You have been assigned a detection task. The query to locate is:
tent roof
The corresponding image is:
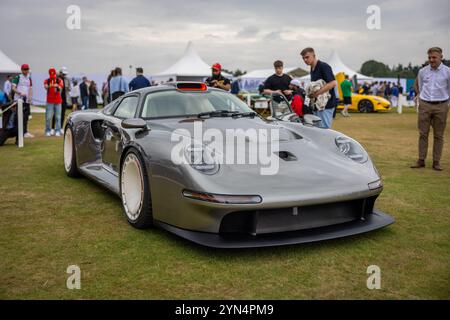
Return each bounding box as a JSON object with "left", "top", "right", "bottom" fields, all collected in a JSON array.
[
  {"left": 326, "top": 51, "right": 372, "bottom": 80},
  {"left": 299, "top": 51, "right": 372, "bottom": 80},
  {"left": 155, "top": 41, "right": 231, "bottom": 78},
  {"left": 0, "top": 49, "right": 20, "bottom": 73}
]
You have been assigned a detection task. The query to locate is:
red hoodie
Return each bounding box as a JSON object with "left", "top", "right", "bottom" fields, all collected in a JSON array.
[
  {"left": 291, "top": 94, "right": 304, "bottom": 117},
  {"left": 44, "top": 68, "right": 63, "bottom": 104}
]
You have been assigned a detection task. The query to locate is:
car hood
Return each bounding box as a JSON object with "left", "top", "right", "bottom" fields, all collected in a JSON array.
[
  {"left": 145, "top": 117, "right": 381, "bottom": 205},
  {"left": 148, "top": 117, "right": 302, "bottom": 142}
]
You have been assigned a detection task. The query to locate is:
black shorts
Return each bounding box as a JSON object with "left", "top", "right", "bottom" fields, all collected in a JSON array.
[
  {"left": 343, "top": 96, "right": 352, "bottom": 105},
  {"left": 71, "top": 97, "right": 78, "bottom": 105}
]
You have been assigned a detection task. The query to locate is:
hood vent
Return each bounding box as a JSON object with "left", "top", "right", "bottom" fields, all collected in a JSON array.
[{"left": 275, "top": 151, "right": 297, "bottom": 161}]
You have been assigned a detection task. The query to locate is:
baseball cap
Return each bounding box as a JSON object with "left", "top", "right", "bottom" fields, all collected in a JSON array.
[
  {"left": 212, "top": 63, "right": 222, "bottom": 71},
  {"left": 290, "top": 79, "right": 301, "bottom": 87},
  {"left": 60, "top": 66, "right": 68, "bottom": 75},
  {"left": 21, "top": 64, "right": 30, "bottom": 70}
]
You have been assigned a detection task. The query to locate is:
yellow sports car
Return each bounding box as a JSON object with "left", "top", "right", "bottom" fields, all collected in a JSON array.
[
  {"left": 336, "top": 73, "right": 391, "bottom": 113},
  {"left": 336, "top": 93, "right": 391, "bottom": 113}
]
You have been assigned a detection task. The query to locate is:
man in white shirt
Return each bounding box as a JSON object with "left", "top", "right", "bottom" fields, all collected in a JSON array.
[
  {"left": 411, "top": 47, "right": 450, "bottom": 171},
  {"left": 11, "top": 64, "right": 34, "bottom": 138}
]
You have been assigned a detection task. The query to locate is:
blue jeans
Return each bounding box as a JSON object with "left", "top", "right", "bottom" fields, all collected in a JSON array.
[
  {"left": 46, "top": 103, "right": 61, "bottom": 133},
  {"left": 81, "top": 96, "right": 89, "bottom": 110},
  {"left": 314, "top": 108, "right": 335, "bottom": 129}
]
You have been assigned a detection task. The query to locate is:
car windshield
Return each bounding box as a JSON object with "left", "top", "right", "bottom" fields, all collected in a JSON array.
[{"left": 141, "top": 89, "right": 254, "bottom": 119}]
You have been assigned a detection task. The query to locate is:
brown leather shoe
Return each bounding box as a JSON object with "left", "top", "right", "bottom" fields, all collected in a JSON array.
[
  {"left": 432, "top": 161, "right": 443, "bottom": 171},
  {"left": 410, "top": 159, "right": 425, "bottom": 168}
]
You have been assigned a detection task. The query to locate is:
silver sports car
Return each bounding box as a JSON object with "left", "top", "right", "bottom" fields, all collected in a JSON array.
[{"left": 63, "top": 82, "right": 394, "bottom": 248}]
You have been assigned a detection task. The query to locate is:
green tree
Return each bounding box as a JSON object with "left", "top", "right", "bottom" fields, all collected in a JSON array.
[{"left": 360, "top": 60, "right": 392, "bottom": 77}]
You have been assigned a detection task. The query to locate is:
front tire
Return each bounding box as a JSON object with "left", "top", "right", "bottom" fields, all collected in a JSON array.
[
  {"left": 63, "top": 125, "right": 81, "bottom": 177},
  {"left": 120, "top": 149, "right": 153, "bottom": 229},
  {"left": 358, "top": 100, "right": 374, "bottom": 113}
]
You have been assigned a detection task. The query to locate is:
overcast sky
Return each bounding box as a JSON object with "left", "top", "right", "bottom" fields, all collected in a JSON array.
[{"left": 1, "top": 0, "right": 449, "bottom": 75}]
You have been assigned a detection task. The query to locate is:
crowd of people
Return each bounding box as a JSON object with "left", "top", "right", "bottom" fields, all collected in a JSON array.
[
  {"left": 0, "top": 65, "right": 153, "bottom": 141},
  {"left": 0, "top": 46, "right": 448, "bottom": 172},
  {"left": 359, "top": 80, "right": 405, "bottom": 107}
]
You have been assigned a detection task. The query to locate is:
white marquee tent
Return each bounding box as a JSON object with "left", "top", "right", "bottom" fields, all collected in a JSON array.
[
  {"left": 0, "top": 49, "right": 20, "bottom": 74},
  {"left": 0, "top": 49, "right": 21, "bottom": 90},
  {"left": 152, "top": 41, "right": 231, "bottom": 83}
]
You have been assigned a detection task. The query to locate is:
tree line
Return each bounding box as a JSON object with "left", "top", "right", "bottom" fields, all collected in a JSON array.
[{"left": 359, "top": 59, "right": 450, "bottom": 78}]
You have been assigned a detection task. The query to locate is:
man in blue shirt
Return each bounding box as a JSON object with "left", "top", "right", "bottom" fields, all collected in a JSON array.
[
  {"left": 0, "top": 90, "right": 7, "bottom": 105},
  {"left": 300, "top": 47, "right": 337, "bottom": 129},
  {"left": 129, "top": 67, "right": 151, "bottom": 92},
  {"left": 391, "top": 84, "right": 399, "bottom": 107}
]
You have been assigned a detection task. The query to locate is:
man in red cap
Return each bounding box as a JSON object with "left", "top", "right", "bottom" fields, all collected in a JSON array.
[
  {"left": 11, "top": 64, "right": 34, "bottom": 138},
  {"left": 205, "top": 63, "right": 231, "bottom": 91}
]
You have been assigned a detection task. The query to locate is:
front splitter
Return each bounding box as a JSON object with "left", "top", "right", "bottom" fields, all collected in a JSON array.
[{"left": 154, "top": 209, "right": 395, "bottom": 249}]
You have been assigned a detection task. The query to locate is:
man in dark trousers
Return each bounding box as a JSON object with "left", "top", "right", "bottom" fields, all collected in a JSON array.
[
  {"left": 129, "top": 67, "right": 151, "bottom": 91},
  {"left": 263, "top": 60, "right": 293, "bottom": 99},
  {"left": 79, "top": 76, "right": 89, "bottom": 110},
  {"left": 300, "top": 47, "right": 337, "bottom": 129},
  {"left": 411, "top": 47, "right": 450, "bottom": 171}
]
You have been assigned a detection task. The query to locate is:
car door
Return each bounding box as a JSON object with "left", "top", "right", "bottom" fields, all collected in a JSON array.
[
  {"left": 101, "top": 94, "right": 140, "bottom": 173},
  {"left": 269, "top": 93, "right": 296, "bottom": 120}
]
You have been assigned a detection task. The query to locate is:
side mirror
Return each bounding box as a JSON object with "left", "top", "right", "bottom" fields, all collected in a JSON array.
[
  {"left": 303, "top": 114, "right": 322, "bottom": 127},
  {"left": 121, "top": 118, "right": 149, "bottom": 130}
]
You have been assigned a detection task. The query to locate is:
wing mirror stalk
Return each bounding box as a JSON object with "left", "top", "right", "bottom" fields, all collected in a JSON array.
[
  {"left": 121, "top": 118, "right": 150, "bottom": 131},
  {"left": 303, "top": 114, "right": 322, "bottom": 127}
]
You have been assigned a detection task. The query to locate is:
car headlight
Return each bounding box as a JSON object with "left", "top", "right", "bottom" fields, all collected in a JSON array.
[
  {"left": 184, "top": 142, "right": 220, "bottom": 174},
  {"left": 374, "top": 97, "right": 388, "bottom": 104},
  {"left": 335, "top": 136, "right": 368, "bottom": 163}
]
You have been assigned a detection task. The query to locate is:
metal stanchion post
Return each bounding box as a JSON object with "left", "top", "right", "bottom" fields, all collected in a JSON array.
[{"left": 17, "top": 99, "right": 24, "bottom": 148}]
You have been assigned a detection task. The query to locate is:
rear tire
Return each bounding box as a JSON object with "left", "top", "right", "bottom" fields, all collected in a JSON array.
[
  {"left": 120, "top": 149, "right": 153, "bottom": 229},
  {"left": 358, "top": 100, "right": 374, "bottom": 113},
  {"left": 63, "top": 125, "right": 81, "bottom": 177}
]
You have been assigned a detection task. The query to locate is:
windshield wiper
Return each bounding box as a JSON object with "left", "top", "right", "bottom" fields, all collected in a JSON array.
[
  {"left": 197, "top": 110, "right": 238, "bottom": 119},
  {"left": 231, "top": 112, "right": 257, "bottom": 119}
]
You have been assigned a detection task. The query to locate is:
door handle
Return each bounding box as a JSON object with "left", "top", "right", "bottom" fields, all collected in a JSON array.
[{"left": 101, "top": 123, "right": 108, "bottom": 129}]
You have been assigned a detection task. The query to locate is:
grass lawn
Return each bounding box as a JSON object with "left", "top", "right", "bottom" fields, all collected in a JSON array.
[{"left": 0, "top": 107, "right": 449, "bottom": 299}]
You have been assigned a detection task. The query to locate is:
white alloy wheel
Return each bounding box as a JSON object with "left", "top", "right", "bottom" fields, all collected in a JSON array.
[
  {"left": 64, "top": 128, "right": 73, "bottom": 172},
  {"left": 121, "top": 153, "right": 144, "bottom": 221}
]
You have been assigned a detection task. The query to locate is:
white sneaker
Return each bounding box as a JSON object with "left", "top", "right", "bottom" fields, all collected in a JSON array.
[
  {"left": 50, "top": 129, "right": 55, "bottom": 136},
  {"left": 24, "top": 132, "right": 35, "bottom": 138},
  {"left": 55, "top": 131, "right": 61, "bottom": 137},
  {"left": 45, "top": 132, "right": 51, "bottom": 137}
]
